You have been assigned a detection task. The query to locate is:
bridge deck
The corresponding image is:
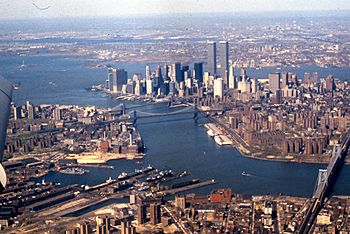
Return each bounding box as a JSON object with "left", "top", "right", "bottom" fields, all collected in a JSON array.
[{"left": 299, "top": 133, "right": 350, "bottom": 233}]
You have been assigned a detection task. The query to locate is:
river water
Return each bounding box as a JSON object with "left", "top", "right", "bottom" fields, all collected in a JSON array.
[{"left": 1, "top": 54, "right": 350, "bottom": 197}]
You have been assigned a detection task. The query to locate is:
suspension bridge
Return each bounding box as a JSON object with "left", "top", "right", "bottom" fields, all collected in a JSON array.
[
  {"left": 297, "top": 132, "right": 350, "bottom": 233},
  {"left": 107, "top": 103, "right": 227, "bottom": 125}
]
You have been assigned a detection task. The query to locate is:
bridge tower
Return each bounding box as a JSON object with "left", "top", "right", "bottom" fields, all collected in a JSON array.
[
  {"left": 317, "top": 169, "right": 328, "bottom": 188},
  {"left": 132, "top": 110, "right": 137, "bottom": 126},
  {"left": 313, "top": 169, "right": 328, "bottom": 199},
  {"left": 193, "top": 103, "right": 199, "bottom": 122},
  {"left": 121, "top": 103, "right": 126, "bottom": 115},
  {"left": 168, "top": 97, "right": 173, "bottom": 107}
]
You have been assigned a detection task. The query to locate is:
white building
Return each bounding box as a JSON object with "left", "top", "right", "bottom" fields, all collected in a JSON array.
[{"left": 214, "top": 78, "right": 224, "bottom": 98}]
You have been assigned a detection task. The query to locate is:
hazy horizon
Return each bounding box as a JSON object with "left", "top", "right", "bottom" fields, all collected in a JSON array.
[
  {"left": 0, "top": 0, "right": 349, "bottom": 20},
  {"left": 0, "top": 9, "right": 350, "bottom": 22}
]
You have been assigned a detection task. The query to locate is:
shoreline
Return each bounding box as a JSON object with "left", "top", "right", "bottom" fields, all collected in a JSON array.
[
  {"left": 205, "top": 116, "right": 349, "bottom": 166},
  {"left": 66, "top": 151, "right": 144, "bottom": 164}
]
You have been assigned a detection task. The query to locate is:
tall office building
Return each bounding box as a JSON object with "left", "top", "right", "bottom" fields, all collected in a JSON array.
[
  {"left": 150, "top": 203, "right": 161, "bottom": 225},
  {"left": 291, "top": 74, "right": 298, "bottom": 86},
  {"left": 107, "top": 68, "right": 114, "bottom": 91},
  {"left": 325, "top": 75, "right": 335, "bottom": 91},
  {"left": 304, "top": 72, "right": 311, "bottom": 84},
  {"left": 13, "top": 105, "right": 22, "bottom": 120},
  {"left": 171, "top": 62, "right": 182, "bottom": 83},
  {"left": 53, "top": 106, "right": 61, "bottom": 121},
  {"left": 182, "top": 65, "right": 191, "bottom": 81},
  {"left": 313, "top": 72, "right": 318, "bottom": 83},
  {"left": 156, "top": 65, "right": 162, "bottom": 80},
  {"left": 146, "top": 79, "right": 153, "bottom": 95},
  {"left": 145, "top": 65, "right": 151, "bottom": 80},
  {"left": 207, "top": 41, "right": 217, "bottom": 76},
  {"left": 134, "top": 80, "right": 142, "bottom": 96},
  {"left": 163, "top": 64, "right": 169, "bottom": 81},
  {"left": 26, "top": 101, "right": 35, "bottom": 120},
  {"left": 194, "top": 62, "right": 203, "bottom": 83},
  {"left": 268, "top": 73, "right": 281, "bottom": 93},
  {"left": 281, "top": 72, "right": 288, "bottom": 88},
  {"left": 132, "top": 73, "right": 142, "bottom": 82},
  {"left": 109, "top": 68, "right": 128, "bottom": 92},
  {"left": 251, "top": 77, "right": 258, "bottom": 93},
  {"left": 218, "top": 41, "right": 229, "bottom": 86},
  {"left": 214, "top": 78, "right": 224, "bottom": 99},
  {"left": 228, "top": 64, "right": 236, "bottom": 89}
]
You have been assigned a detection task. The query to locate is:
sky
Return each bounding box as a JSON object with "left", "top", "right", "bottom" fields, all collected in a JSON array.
[{"left": 0, "top": 0, "right": 349, "bottom": 20}]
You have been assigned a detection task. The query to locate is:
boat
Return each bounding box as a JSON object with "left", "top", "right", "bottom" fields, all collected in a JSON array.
[
  {"left": 146, "top": 169, "right": 173, "bottom": 182},
  {"left": 60, "top": 167, "right": 89, "bottom": 175},
  {"left": 12, "top": 82, "right": 21, "bottom": 90},
  {"left": 241, "top": 171, "right": 251, "bottom": 176},
  {"left": 142, "top": 165, "right": 154, "bottom": 173},
  {"left": 138, "top": 186, "right": 149, "bottom": 191},
  {"left": 117, "top": 172, "right": 129, "bottom": 180},
  {"left": 179, "top": 171, "right": 188, "bottom": 178}
]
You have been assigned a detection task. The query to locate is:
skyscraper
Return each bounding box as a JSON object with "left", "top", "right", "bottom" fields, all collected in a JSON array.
[
  {"left": 13, "top": 105, "right": 21, "bottom": 120},
  {"left": 145, "top": 65, "right": 151, "bottom": 80},
  {"left": 281, "top": 72, "right": 288, "bottom": 88},
  {"left": 110, "top": 68, "right": 128, "bottom": 92},
  {"left": 171, "top": 62, "right": 182, "bottom": 83},
  {"left": 228, "top": 64, "right": 236, "bottom": 89},
  {"left": 194, "top": 62, "right": 203, "bottom": 83},
  {"left": 107, "top": 68, "right": 114, "bottom": 91},
  {"left": 146, "top": 79, "right": 153, "bottom": 95},
  {"left": 134, "top": 80, "right": 142, "bottom": 96},
  {"left": 163, "top": 64, "right": 169, "bottom": 81},
  {"left": 268, "top": 73, "right": 281, "bottom": 93},
  {"left": 207, "top": 41, "right": 217, "bottom": 76},
  {"left": 53, "top": 106, "right": 61, "bottom": 121},
  {"left": 26, "top": 101, "right": 35, "bottom": 120},
  {"left": 156, "top": 65, "right": 162, "bottom": 80},
  {"left": 218, "top": 41, "right": 229, "bottom": 86},
  {"left": 214, "top": 78, "right": 224, "bottom": 99},
  {"left": 313, "top": 72, "right": 318, "bottom": 83}
]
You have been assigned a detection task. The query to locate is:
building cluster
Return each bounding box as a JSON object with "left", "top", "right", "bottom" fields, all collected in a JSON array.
[
  {"left": 5, "top": 102, "right": 144, "bottom": 157},
  {"left": 167, "top": 191, "right": 350, "bottom": 233},
  {"left": 103, "top": 39, "right": 350, "bottom": 161},
  {"left": 218, "top": 69, "right": 350, "bottom": 158},
  {"left": 104, "top": 41, "right": 232, "bottom": 102}
]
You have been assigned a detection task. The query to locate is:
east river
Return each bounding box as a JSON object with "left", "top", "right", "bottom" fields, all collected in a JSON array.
[{"left": 1, "top": 54, "right": 350, "bottom": 197}]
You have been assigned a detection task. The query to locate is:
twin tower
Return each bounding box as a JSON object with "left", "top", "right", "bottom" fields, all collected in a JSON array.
[{"left": 207, "top": 41, "right": 230, "bottom": 85}]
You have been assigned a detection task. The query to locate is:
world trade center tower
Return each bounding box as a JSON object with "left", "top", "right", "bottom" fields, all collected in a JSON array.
[
  {"left": 207, "top": 41, "right": 217, "bottom": 76},
  {"left": 218, "top": 41, "right": 229, "bottom": 86}
]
